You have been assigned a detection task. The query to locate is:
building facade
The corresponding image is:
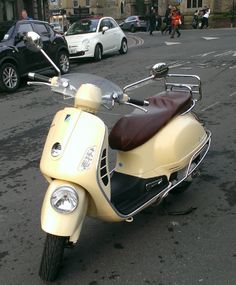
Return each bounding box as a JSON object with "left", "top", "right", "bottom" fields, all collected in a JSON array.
[
  {"left": 0, "top": 0, "right": 49, "bottom": 21},
  {"left": 0, "top": 0, "right": 235, "bottom": 25}
]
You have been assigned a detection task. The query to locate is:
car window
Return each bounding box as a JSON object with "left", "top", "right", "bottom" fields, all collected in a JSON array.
[
  {"left": 67, "top": 19, "right": 98, "bottom": 35},
  {"left": 34, "top": 23, "right": 49, "bottom": 37},
  {"left": 46, "top": 24, "right": 54, "bottom": 36},
  {"left": 126, "top": 16, "right": 135, "bottom": 22},
  {"left": 18, "top": 23, "right": 33, "bottom": 34},
  {"left": 109, "top": 19, "right": 118, "bottom": 29},
  {"left": 2, "top": 25, "right": 15, "bottom": 41},
  {"left": 99, "top": 19, "right": 110, "bottom": 31}
]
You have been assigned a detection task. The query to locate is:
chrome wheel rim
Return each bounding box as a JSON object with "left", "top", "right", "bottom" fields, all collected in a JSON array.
[
  {"left": 122, "top": 41, "right": 128, "bottom": 53},
  {"left": 3, "top": 66, "right": 18, "bottom": 89},
  {"left": 59, "top": 54, "right": 69, "bottom": 73}
]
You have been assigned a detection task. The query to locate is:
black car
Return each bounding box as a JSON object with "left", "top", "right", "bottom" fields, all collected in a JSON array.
[{"left": 0, "top": 20, "right": 70, "bottom": 92}]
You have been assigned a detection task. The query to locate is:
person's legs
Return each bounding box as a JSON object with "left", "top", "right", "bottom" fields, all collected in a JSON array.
[
  {"left": 176, "top": 26, "right": 181, "bottom": 37},
  {"left": 170, "top": 26, "right": 175, "bottom": 38}
]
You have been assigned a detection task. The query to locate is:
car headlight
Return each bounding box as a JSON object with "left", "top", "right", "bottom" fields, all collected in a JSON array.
[
  {"left": 82, "top": 39, "right": 90, "bottom": 50},
  {"left": 50, "top": 186, "right": 78, "bottom": 214}
]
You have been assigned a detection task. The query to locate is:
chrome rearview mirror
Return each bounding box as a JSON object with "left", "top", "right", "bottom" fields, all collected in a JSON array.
[
  {"left": 25, "top": 31, "right": 61, "bottom": 77},
  {"left": 25, "top": 31, "right": 43, "bottom": 52},
  {"left": 150, "top": 63, "right": 169, "bottom": 78},
  {"left": 123, "top": 62, "right": 169, "bottom": 92}
]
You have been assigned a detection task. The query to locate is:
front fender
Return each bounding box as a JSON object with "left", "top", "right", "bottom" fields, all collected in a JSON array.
[{"left": 41, "top": 180, "right": 88, "bottom": 243}]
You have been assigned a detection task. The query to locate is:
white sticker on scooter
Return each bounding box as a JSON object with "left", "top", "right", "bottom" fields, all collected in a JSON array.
[{"left": 79, "top": 146, "right": 96, "bottom": 171}]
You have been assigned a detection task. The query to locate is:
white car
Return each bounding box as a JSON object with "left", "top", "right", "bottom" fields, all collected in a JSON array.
[{"left": 65, "top": 16, "right": 128, "bottom": 61}]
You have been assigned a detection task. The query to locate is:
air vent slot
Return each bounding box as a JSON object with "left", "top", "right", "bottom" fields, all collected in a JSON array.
[{"left": 100, "top": 148, "right": 109, "bottom": 186}]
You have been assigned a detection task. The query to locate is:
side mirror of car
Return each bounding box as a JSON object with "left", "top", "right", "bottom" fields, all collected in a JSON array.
[
  {"left": 102, "top": 26, "right": 109, "bottom": 34},
  {"left": 150, "top": 63, "right": 169, "bottom": 78}
]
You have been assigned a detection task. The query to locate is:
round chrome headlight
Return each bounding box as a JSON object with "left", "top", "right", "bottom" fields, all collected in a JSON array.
[{"left": 50, "top": 186, "right": 78, "bottom": 214}]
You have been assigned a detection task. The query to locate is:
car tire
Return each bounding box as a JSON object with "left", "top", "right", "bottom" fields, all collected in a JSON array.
[
  {"left": 0, "top": 62, "right": 20, "bottom": 92},
  {"left": 94, "top": 44, "right": 102, "bottom": 61},
  {"left": 119, "top": 39, "right": 128, "bottom": 54},
  {"left": 57, "top": 51, "right": 70, "bottom": 74},
  {"left": 130, "top": 25, "right": 136, "bottom": 33}
]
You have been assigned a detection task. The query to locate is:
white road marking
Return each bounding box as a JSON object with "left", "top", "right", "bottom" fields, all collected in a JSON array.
[
  {"left": 169, "top": 62, "right": 187, "bottom": 68},
  {"left": 193, "top": 51, "right": 216, "bottom": 57},
  {"left": 165, "top": 41, "right": 181, "bottom": 45},
  {"left": 201, "top": 102, "right": 220, "bottom": 112},
  {"left": 202, "top": 37, "right": 219, "bottom": 40},
  {"left": 214, "top": 50, "right": 234, "bottom": 57},
  {"left": 229, "top": 92, "right": 236, "bottom": 97}
]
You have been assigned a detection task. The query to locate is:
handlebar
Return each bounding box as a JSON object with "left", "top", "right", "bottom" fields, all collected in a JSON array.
[
  {"left": 28, "top": 72, "right": 51, "bottom": 83},
  {"left": 128, "top": 98, "right": 149, "bottom": 106}
]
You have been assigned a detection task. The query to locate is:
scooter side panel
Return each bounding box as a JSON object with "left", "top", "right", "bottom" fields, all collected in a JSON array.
[
  {"left": 40, "top": 108, "right": 107, "bottom": 191},
  {"left": 115, "top": 114, "right": 207, "bottom": 178},
  {"left": 40, "top": 107, "right": 124, "bottom": 222}
]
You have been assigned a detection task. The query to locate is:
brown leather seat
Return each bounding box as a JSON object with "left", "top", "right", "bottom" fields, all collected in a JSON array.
[{"left": 109, "top": 91, "right": 192, "bottom": 151}]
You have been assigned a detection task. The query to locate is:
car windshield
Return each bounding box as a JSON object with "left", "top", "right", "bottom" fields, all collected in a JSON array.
[{"left": 66, "top": 19, "right": 99, "bottom": 35}]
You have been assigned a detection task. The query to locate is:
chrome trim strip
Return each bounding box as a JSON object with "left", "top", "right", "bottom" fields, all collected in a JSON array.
[{"left": 181, "top": 99, "right": 196, "bottom": 115}]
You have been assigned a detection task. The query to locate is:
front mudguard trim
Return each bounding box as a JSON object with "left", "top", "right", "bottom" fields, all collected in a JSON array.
[{"left": 41, "top": 180, "right": 88, "bottom": 243}]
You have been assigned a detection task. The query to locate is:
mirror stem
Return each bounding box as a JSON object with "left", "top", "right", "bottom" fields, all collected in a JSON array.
[
  {"left": 123, "top": 75, "right": 154, "bottom": 92},
  {"left": 40, "top": 49, "right": 61, "bottom": 77}
]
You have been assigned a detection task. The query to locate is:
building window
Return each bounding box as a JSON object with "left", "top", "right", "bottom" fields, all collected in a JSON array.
[
  {"left": 86, "top": 0, "right": 90, "bottom": 7},
  {"left": 187, "top": 0, "right": 202, "bottom": 8}
]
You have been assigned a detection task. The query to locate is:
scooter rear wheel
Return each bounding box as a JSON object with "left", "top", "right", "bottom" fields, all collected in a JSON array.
[{"left": 39, "top": 233, "right": 68, "bottom": 281}]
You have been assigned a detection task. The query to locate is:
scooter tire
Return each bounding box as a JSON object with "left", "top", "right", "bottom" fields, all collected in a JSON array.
[{"left": 39, "top": 233, "right": 68, "bottom": 281}]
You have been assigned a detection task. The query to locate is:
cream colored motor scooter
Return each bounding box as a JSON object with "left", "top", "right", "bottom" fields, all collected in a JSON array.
[{"left": 25, "top": 32, "right": 211, "bottom": 281}]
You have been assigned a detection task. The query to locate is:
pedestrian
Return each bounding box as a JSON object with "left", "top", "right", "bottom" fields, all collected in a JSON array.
[
  {"left": 200, "top": 6, "right": 210, "bottom": 29},
  {"left": 149, "top": 8, "right": 156, "bottom": 36},
  {"left": 192, "top": 9, "right": 200, "bottom": 29},
  {"left": 161, "top": 5, "right": 172, "bottom": 35},
  {"left": 21, "top": 9, "right": 33, "bottom": 20},
  {"left": 170, "top": 7, "right": 181, "bottom": 38}
]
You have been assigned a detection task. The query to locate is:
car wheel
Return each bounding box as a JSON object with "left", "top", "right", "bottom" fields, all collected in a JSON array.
[
  {"left": 130, "top": 25, "right": 136, "bottom": 33},
  {"left": 57, "top": 51, "right": 70, "bottom": 74},
  {"left": 94, "top": 44, "right": 102, "bottom": 61},
  {"left": 119, "top": 38, "right": 128, "bottom": 55},
  {"left": 0, "top": 62, "right": 20, "bottom": 92}
]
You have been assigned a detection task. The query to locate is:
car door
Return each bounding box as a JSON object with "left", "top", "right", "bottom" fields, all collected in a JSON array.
[
  {"left": 108, "top": 18, "right": 122, "bottom": 50},
  {"left": 98, "top": 19, "right": 113, "bottom": 53},
  {"left": 14, "top": 22, "right": 43, "bottom": 72}
]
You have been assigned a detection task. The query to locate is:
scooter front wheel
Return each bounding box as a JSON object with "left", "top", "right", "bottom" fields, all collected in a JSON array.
[{"left": 39, "top": 233, "right": 68, "bottom": 281}]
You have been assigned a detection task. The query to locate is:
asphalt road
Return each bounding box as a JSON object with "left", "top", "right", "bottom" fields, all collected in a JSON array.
[{"left": 0, "top": 28, "right": 236, "bottom": 285}]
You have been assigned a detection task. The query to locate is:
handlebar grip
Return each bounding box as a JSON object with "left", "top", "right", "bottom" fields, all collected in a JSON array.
[
  {"left": 128, "top": 98, "right": 149, "bottom": 106},
  {"left": 28, "top": 72, "right": 51, "bottom": 83}
]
